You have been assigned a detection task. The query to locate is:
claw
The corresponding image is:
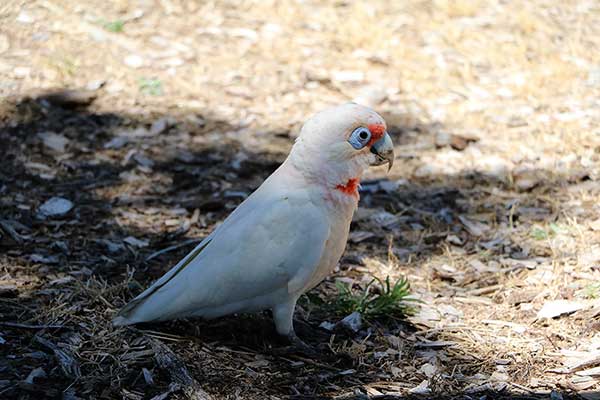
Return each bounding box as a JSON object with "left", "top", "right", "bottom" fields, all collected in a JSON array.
[{"left": 270, "top": 332, "right": 318, "bottom": 357}]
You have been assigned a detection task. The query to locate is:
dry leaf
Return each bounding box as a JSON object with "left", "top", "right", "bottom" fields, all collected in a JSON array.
[
  {"left": 409, "top": 380, "right": 430, "bottom": 394},
  {"left": 458, "top": 215, "right": 489, "bottom": 237}
]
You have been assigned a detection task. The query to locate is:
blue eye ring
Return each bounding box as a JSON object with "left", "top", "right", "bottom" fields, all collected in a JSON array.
[{"left": 348, "top": 127, "right": 371, "bottom": 149}]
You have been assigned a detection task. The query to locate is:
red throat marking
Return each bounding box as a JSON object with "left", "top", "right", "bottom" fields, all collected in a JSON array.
[
  {"left": 367, "top": 123, "right": 385, "bottom": 147},
  {"left": 335, "top": 177, "right": 360, "bottom": 197}
]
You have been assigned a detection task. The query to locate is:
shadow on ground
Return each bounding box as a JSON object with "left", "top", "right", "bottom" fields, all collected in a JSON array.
[{"left": 0, "top": 92, "right": 594, "bottom": 399}]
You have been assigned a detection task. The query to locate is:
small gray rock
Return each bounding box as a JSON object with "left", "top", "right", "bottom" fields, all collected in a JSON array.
[
  {"left": 38, "top": 197, "right": 74, "bottom": 218},
  {"left": 104, "top": 136, "right": 129, "bottom": 149},
  {"left": 124, "top": 236, "right": 149, "bottom": 248},
  {"left": 100, "top": 239, "right": 124, "bottom": 254},
  {"left": 149, "top": 117, "right": 173, "bottom": 136},
  {"left": 340, "top": 311, "right": 362, "bottom": 332},
  {"left": 38, "top": 131, "right": 69, "bottom": 153},
  {"left": 319, "top": 321, "right": 336, "bottom": 331}
]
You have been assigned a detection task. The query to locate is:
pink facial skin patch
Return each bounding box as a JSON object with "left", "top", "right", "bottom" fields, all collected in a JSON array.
[{"left": 366, "top": 123, "right": 385, "bottom": 147}]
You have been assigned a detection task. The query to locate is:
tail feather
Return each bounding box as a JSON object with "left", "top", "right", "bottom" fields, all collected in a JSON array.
[
  {"left": 112, "top": 292, "right": 151, "bottom": 326},
  {"left": 112, "top": 237, "right": 213, "bottom": 327},
  {"left": 112, "top": 315, "right": 134, "bottom": 326}
]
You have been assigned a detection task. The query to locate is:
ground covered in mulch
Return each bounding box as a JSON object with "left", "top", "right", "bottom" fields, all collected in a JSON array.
[{"left": 1, "top": 1, "right": 600, "bottom": 399}]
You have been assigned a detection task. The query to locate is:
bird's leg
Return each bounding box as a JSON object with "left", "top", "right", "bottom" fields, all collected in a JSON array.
[
  {"left": 272, "top": 300, "right": 317, "bottom": 356},
  {"left": 273, "top": 299, "right": 297, "bottom": 338}
]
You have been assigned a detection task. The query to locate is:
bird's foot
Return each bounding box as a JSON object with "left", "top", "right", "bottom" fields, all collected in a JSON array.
[
  {"left": 288, "top": 332, "right": 317, "bottom": 355},
  {"left": 271, "top": 332, "right": 318, "bottom": 357}
]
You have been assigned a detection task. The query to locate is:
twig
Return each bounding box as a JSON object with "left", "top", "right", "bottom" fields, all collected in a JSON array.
[
  {"left": 565, "top": 353, "right": 600, "bottom": 373},
  {"left": 34, "top": 335, "right": 81, "bottom": 378},
  {"left": 507, "top": 381, "right": 537, "bottom": 393},
  {"left": 149, "top": 338, "right": 213, "bottom": 400},
  {"left": 0, "top": 322, "right": 65, "bottom": 330},
  {"left": 468, "top": 284, "right": 503, "bottom": 296},
  {"left": 286, "top": 355, "right": 341, "bottom": 372},
  {"left": 138, "top": 329, "right": 187, "bottom": 342},
  {"left": 0, "top": 220, "right": 24, "bottom": 244}
]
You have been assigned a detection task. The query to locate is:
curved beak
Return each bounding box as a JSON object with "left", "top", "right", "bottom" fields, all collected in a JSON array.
[{"left": 370, "top": 132, "right": 395, "bottom": 171}]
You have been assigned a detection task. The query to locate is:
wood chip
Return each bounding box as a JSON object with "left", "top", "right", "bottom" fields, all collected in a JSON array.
[
  {"left": 415, "top": 340, "right": 457, "bottom": 348},
  {"left": 537, "top": 300, "right": 585, "bottom": 319},
  {"left": 150, "top": 339, "right": 213, "bottom": 400},
  {"left": 34, "top": 336, "right": 80, "bottom": 378},
  {"left": 458, "top": 215, "right": 489, "bottom": 237}
]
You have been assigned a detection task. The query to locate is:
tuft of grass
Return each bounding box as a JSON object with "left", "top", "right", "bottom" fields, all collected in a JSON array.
[
  {"left": 333, "top": 275, "right": 419, "bottom": 321},
  {"left": 548, "top": 222, "right": 568, "bottom": 235},
  {"left": 531, "top": 226, "right": 549, "bottom": 240},
  {"left": 138, "top": 77, "right": 163, "bottom": 96},
  {"left": 102, "top": 20, "right": 125, "bottom": 33},
  {"left": 582, "top": 283, "right": 600, "bottom": 299},
  {"left": 531, "top": 223, "right": 568, "bottom": 240}
]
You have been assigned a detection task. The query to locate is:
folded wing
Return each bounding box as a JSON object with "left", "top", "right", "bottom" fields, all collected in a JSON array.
[{"left": 113, "top": 189, "right": 329, "bottom": 325}]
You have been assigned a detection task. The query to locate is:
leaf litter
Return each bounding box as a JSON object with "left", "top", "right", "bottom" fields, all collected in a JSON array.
[{"left": 0, "top": 1, "right": 599, "bottom": 399}]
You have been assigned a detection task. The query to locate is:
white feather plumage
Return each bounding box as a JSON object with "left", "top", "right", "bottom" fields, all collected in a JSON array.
[{"left": 113, "top": 103, "right": 393, "bottom": 339}]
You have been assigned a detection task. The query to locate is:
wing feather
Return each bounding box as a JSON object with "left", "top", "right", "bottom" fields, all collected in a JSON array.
[
  {"left": 114, "top": 234, "right": 213, "bottom": 319},
  {"left": 114, "top": 186, "right": 329, "bottom": 325}
]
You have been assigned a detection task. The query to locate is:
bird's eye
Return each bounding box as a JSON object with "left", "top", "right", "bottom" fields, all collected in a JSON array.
[{"left": 348, "top": 127, "right": 371, "bottom": 149}]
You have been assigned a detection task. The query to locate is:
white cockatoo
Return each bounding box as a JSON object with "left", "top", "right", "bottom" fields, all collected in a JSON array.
[{"left": 113, "top": 103, "right": 394, "bottom": 346}]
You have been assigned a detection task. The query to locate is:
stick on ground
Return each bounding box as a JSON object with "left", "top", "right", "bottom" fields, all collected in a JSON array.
[{"left": 149, "top": 338, "right": 213, "bottom": 400}]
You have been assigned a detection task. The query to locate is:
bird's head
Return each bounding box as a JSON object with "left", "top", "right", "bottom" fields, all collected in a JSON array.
[{"left": 289, "top": 103, "right": 394, "bottom": 197}]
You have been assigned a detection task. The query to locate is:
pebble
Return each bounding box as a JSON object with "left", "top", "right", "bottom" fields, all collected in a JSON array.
[
  {"left": 340, "top": 311, "right": 362, "bottom": 332},
  {"left": 124, "top": 54, "right": 144, "bottom": 68},
  {"left": 38, "top": 197, "right": 74, "bottom": 218},
  {"left": 38, "top": 131, "right": 69, "bottom": 153},
  {"left": 319, "top": 321, "right": 336, "bottom": 331},
  {"left": 17, "top": 12, "right": 34, "bottom": 24},
  {"left": 14, "top": 67, "right": 30, "bottom": 78},
  {"left": 332, "top": 70, "right": 364, "bottom": 83},
  {"left": 104, "top": 136, "right": 129, "bottom": 149},
  {"left": 149, "top": 117, "right": 173, "bottom": 136},
  {"left": 124, "top": 236, "right": 149, "bottom": 248}
]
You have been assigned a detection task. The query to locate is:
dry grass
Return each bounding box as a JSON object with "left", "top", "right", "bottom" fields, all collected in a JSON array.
[{"left": 1, "top": 0, "right": 599, "bottom": 399}]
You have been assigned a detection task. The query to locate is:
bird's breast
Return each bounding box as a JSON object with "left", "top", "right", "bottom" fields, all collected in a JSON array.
[{"left": 304, "top": 206, "right": 354, "bottom": 291}]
